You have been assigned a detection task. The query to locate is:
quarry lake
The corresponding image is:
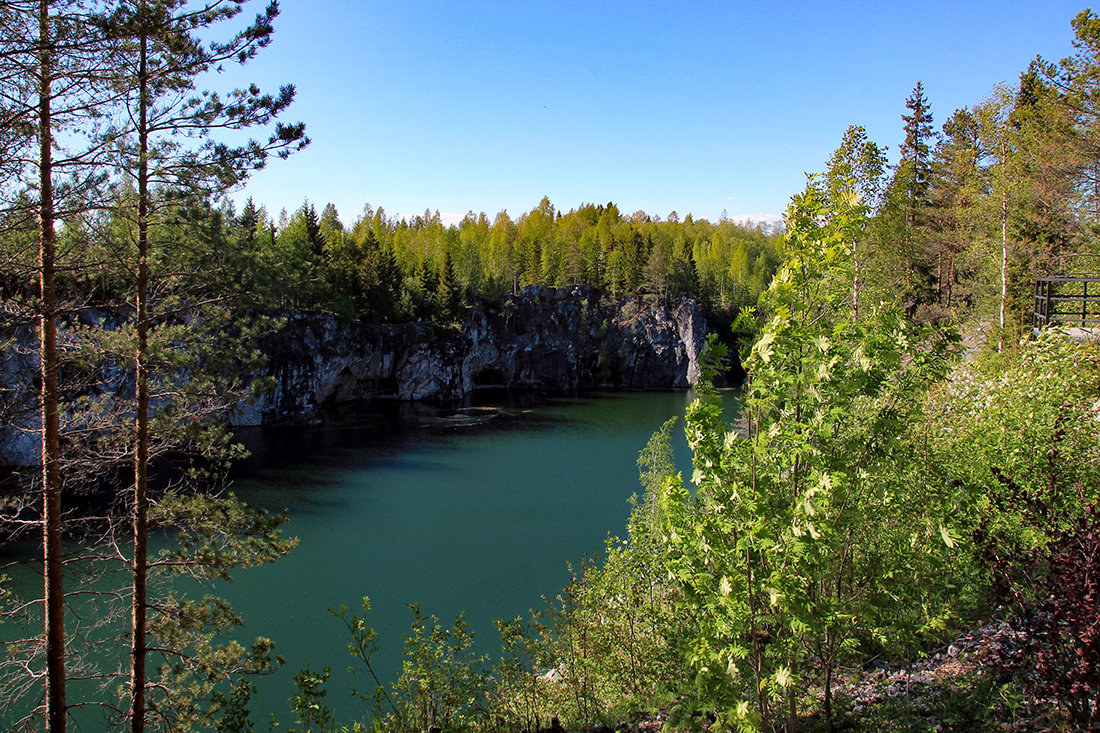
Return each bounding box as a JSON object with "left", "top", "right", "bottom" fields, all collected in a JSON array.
[
  {"left": 223, "top": 390, "right": 710, "bottom": 723},
  {"left": 2, "top": 389, "right": 734, "bottom": 728}
]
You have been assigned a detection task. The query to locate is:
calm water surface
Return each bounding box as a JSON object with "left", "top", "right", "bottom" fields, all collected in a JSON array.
[
  {"left": 5, "top": 389, "right": 737, "bottom": 727},
  {"left": 226, "top": 390, "right": 703, "bottom": 723}
]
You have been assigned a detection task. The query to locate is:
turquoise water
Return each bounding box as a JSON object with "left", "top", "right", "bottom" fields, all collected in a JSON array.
[
  {"left": 224, "top": 391, "right": 701, "bottom": 724},
  {"left": 3, "top": 390, "right": 735, "bottom": 728}
]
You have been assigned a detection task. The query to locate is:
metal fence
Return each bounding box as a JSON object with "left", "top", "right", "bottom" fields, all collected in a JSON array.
[{"left": 1033, "top": 277, "right": 1100, "bottom": 328}]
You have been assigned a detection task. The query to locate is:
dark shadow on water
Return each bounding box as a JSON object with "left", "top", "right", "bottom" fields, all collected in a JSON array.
[
  {"left": 231, "top": 389, "right": 584, "bottom": 478},
  {"left": 227, "top": 389, "right": 602, "bottom": 520}
]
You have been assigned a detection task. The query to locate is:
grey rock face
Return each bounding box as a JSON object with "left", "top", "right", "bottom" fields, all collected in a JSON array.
[
  {"left": 0, "top": 327, "right": 39, "bottom": 467},
  {"left": 242, "top": 286, "right": 708, "bottom": 425},
  {"left": 0, "top": 289, "right": 710, "bottom": 463}
]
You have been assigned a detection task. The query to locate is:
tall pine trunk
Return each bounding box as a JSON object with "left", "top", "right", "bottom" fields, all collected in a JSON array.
[
  {"left": 38, "top": 2, "right": 66, "bottom": 729},
  {"left": 129, "top": 30, "right": 150, "bottom": 733}
]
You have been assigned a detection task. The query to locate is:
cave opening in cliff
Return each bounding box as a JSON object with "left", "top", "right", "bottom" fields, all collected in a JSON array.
[{"left": 473, "top": 368, "right": 506, "bottom": 387}]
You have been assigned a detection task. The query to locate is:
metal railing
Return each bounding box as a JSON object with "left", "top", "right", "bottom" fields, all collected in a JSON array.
[{"left": 1033, "top": 277, "right": 1100, "bottom": 328}]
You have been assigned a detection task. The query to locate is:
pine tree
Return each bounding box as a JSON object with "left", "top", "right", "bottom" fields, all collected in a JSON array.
[
  {"left": 929, "top": 107, "right": 982, "bottom": 311},
  {"left": 0, "top": 3, "right": 118, "bottom": 728},
  {"left": 100, "top": 2, "right": 306, "bottom": 729},
  {"left": 34, "top": 5, "right": 65, "bottom": 727}
]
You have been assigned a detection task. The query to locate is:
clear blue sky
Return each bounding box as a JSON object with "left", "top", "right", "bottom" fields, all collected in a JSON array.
[{"left": 222, "top": 0, "right": 1089, "bottom": 227}]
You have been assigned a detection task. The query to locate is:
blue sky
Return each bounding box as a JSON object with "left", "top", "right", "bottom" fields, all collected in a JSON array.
[{"left": 223, "top": 0, "right": 1089, "bottom": 227}]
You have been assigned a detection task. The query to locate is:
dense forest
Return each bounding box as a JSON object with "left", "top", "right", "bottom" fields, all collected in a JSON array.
[
  {"left": 4, "top": 0, "right": 1100, "bottom": 731},
  {"left": 0, "top": 190, "right": 785, "bottom": 328}
]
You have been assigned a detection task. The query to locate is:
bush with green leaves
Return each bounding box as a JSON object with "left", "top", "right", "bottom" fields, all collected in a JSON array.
[
  {"left": 928, "top": 330, "right": 1100, "bottom": 572},
  {"left": 488, "top": 612, "right": 557, "bottom": 732},
  {"left": 553, "top": 418, "right": 696, "bottom": 723},
  {"left": 659, "top": 179, "right": 961, "bottom": 730},
  {"left": 925, "top": 330, "right": 1100, "bottom": 727},
  {"left": 331, "top": 599, "right": 490, "bottom": 733},
  {"left": 480, "top": 417, "right": 699, "bottom": 731}
]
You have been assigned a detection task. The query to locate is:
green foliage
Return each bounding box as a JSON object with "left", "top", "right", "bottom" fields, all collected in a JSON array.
[
  {"left": 660, "top": 177, "right": 960, "bottom": 729},
  {"left": 331, "top": 600, "right": 489, "bottom": 733},
  {"left": 436, "top": 250, "right": 463, "bottom": 323},
  {"left": 136, "top": 492, "right": 297, "bottom": 730},
  {"left": 907, "top": 330, "right": 1100, "bottom": 728},
  {"left": 392, "top": 604, "right": 487, "bottom": 732},
  {"left": 331, "top": 597, "right": 399, "bottom": 725},
  {"left": 928, "top": 329, "right": 1100, "bottom": 580},
  {"left": 153, "top": 492, "right": 297, "bottom": 581},
  {"left": 214, "top": 680, "right": 257, "bottom": 733},
  {"left": 489, "top": 614, "right": 550, "bottom": 732},
  {"left": 2, "top": 190, "right": 782, "bottom": 330},
  {"left": 162, "top": 196, "right": 782, "bottom": 324},
  {"left": 286, "top": 669, "right": 337, "bottom": 733}
]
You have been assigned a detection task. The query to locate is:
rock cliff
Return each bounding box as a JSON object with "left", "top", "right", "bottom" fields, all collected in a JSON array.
[
  {"left": 240, "top": 286, "right": 707, "bottom": 425},
  {"left": 0, "top": 327, "right": 38, "bottom": 467},
  {"left": 0, "top": 287, "right": 709, "bottom": 464}
]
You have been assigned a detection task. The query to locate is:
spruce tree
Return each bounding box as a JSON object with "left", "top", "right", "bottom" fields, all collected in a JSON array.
[
  {"left": 881, "top": 82, "right": 938, "bottom": 309},
  {"left": 375, "top": 242, "right": 402, "bottom": 321},
  {"left": 437, "top": 249, "right": 462, "bottom": 323},
  {"left": 901, "top": 81, "right": 935, "bottom": 210}
]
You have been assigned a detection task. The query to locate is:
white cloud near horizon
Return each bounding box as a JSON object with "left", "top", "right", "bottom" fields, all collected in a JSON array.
[
  {"left": 728, "top": 212, "right": 784, "bottom": 225},
  {"left": 394, "top": 211, "right": 468, "bottom": 226}
]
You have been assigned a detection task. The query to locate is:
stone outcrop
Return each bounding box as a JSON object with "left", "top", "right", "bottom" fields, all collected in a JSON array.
[
  {"left": 240, "top": 286, "right": 707, "bottom": 425},
  {"left": 0, "top": 327, "right": 39, "bottom": 467},
  {"left": 0, "top": 287, "right": 709, "bottom": 464}
]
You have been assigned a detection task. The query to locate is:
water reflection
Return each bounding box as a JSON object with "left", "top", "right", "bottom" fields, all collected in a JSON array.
[{"left": 2, "top": 389, "right": 739, "bottom": 729}]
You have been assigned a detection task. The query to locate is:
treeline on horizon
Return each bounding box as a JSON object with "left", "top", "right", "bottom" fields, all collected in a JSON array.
[
  {"left": 229, "top": 196, "right": 785, "bottom": 322},
  {"left": 6, "top": 53, "right": 1093, "bottom": 348},
  {"left": 1, "top": 189, "right": 786, "bottom": 326}
]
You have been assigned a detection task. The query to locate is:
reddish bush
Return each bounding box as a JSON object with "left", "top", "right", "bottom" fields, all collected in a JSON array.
[{"left": 992, "top": 506, "right": 1100, "bottom": 728}]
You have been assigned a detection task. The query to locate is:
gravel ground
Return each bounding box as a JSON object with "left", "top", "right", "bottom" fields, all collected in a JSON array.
[{"left": 837, "top": 622, "right": 1062, "bottom": 731}]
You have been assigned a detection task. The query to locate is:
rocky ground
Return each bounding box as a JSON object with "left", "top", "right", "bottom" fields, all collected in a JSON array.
[
  {"left": 836, "top": 622, "right": 1060, "bottom": 731},
  {"left": 566, "top": 623, "right": 1067, "bottom": 733}
]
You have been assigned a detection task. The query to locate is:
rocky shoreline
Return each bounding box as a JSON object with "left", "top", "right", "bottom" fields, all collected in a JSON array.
[
  {"left": 1, "top": 286, "right": 709, "bottom": 466},
  {"left": 241, "top": 285, "right": 707, "bottom": 425}
]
